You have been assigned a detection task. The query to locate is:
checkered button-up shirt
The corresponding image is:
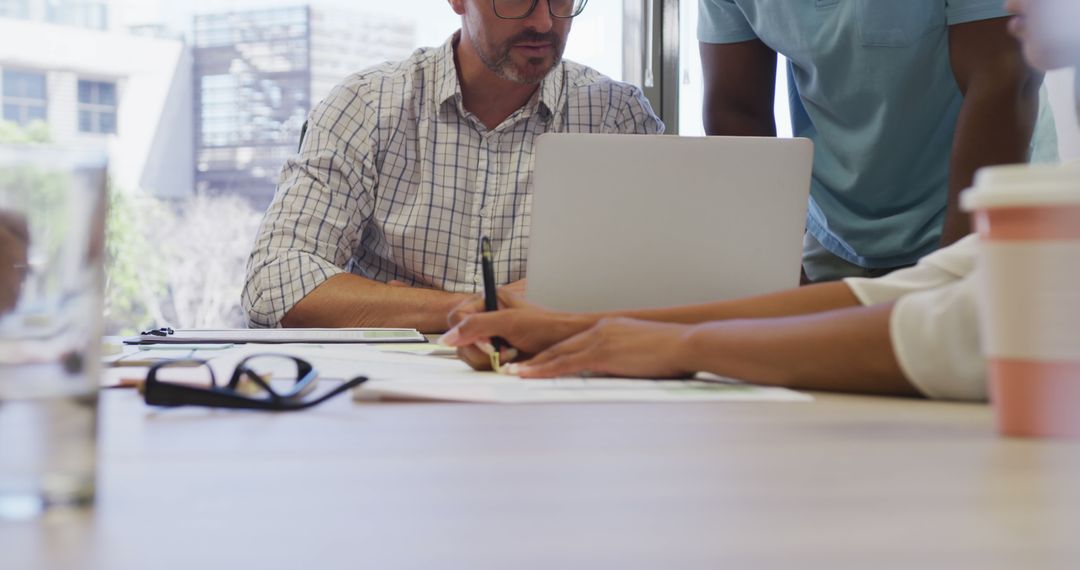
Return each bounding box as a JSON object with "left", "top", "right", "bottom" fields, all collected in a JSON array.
[{"left": 243, "top": 34, "right": 664, "bottom": 328}]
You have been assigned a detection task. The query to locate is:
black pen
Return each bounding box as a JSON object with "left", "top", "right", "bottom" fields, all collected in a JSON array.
[{"left": 480, "top": 236, "right": 511, "bottom": 366}]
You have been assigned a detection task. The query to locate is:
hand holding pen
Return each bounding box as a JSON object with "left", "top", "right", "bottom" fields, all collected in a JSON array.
[{"left": 479, "top": 236, "right": 517, "bottom": 372}]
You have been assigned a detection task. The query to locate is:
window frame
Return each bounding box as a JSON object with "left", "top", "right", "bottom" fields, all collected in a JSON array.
[
  {"left": 624, "top": 0, "right": 680, "bottom": 133},
  {"left": 77, "top": 78, "right": 119, "bottom": 135},
  {"left": 2, "top": 68, "right": 48, "bottom": 127}
]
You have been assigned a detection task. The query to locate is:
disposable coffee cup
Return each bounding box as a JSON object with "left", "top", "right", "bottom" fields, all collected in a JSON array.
[{"left": 961, "top": 164, "right": 1080, "bottom": 438}]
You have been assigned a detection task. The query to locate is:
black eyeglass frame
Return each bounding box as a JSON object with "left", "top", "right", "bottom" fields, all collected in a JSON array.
[
  {"left": 492, "top": 0, "right": 589, "bottom": 20},
  {"left": 143, "top": 354, "right": 367, "bottom": 411}
]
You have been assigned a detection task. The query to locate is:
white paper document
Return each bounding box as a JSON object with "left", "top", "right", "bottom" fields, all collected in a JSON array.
[{"left": 346, "top": 355, "right": 811, "bottom": 404}]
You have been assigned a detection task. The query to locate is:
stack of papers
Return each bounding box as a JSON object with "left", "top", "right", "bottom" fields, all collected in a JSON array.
[
  {"left": 102, "top": 342, "right": 811, "bottom": 404},
  {"left": 348, "top": 355, "right": 810, "bottom": 404},
  {"left": 356, "top": 372, "right": 810, "bottom": 404}
]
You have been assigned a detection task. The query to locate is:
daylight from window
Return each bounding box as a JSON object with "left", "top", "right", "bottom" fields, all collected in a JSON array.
[{"left": 0, "top": 0, "right": 624, "bottom": 333}]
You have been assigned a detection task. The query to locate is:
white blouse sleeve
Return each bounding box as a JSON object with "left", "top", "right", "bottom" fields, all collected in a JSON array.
[
  {"left": 844, "top": 235, "right": 978, "bottom": 306},
  {"left": 843, "top": 235, "right": 986, "bottom": 401},
  {"left": 890, "top": 274, "right": 987, "bottom": 402}
]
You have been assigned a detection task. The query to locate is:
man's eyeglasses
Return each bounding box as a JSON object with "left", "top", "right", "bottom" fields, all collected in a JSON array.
[
  {"left": 142, "top": 354, "right": 367, "bottom": 411},
  {"left": 493, "top": 0, "right": 589, "bottom": 20}
]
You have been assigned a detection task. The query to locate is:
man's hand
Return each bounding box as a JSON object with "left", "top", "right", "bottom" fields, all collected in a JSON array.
[
  {"left": 510, "top": 318, "right": 695, "bottom": 379},
  {"left": 501, "top": 278, "right": 527, "bottom": 297},
  {"left": 446, "top": 285, "right": 535, "bottom": 325},
  {"left": 441, "top": 291, "right": 595, "bottom": 370}
]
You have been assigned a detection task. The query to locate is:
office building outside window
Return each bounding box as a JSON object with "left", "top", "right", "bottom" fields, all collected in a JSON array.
[
  {"left": 0, "top": 1, "right": 633, "bottom": 331},
  {"left": 0, "top": 0, "right": 108, "bottom": 29},
  {"left": 193, "top": 5, "right": 415, "bottom": 208},
  {"left": 78, "top": 79, "right": 117, "bottom": 134},
  {"left": 45, "top": 0, "right": 107, "bottom": 30},
  {"left": 2, "top": 69, "right": 47, "bottom": 126},
  {"left": 0, "top": 0, "right": 30, "bottom": 19}
]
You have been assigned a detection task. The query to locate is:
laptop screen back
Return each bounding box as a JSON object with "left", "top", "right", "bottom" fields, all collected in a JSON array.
[{"left": 525, "top": 134, "right": 813, "bottom": 313}]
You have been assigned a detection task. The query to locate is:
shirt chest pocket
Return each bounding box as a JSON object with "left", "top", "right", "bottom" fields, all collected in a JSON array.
[{"left": 856, "top": 0, "right": 943, "bottom": 47}]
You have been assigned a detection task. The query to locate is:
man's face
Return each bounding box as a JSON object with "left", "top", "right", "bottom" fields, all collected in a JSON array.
[
  {"left": 1006, "top": 0, "right": 1080, "bottom": 71},
  {"left": 457, "top": 0, "right": 573, "bottom": 84}
]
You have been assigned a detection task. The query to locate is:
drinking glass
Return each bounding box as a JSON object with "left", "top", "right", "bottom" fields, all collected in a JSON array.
[{"left": 0, "top": 145, "right": 107, "bottom": 520}]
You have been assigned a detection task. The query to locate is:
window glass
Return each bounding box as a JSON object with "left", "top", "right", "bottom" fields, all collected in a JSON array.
[
  {"left": 98, "top": 111, "right": 116, "bottom": 133},
  {"left": 26, "top": 105, "right": 45, "bottom": 122},
  {"left": 678, "top": 0, "right": 791, "bottom": 137},
  {"left": 77, "top": 80, "right": 118, "bottom": 134},
  {"left": 2, "top": 103, "right": 20, "bottom": 122},
  {"left": 1, "top": 1, "right": 627, "bottom": 333},
  {"left": 79, "top": 109, "right": 93, "bottom": 132},
  {"left": 3, "top": 70, "right": 46, "bottom": 99},
  {"left": 99, "top": 82, "right": 116, "bottom": 106},
  {"left": 0, "top": 0, "right": 30, "bottom": 19},
  {"left": 78, "top": 80, "right": 93, "bottom": 103},
  {"left": 46, "top": 0, "right": 109, "bottom": 30},
  {"left": 2, "top": 70, "right": 47, "bottom": 126}
]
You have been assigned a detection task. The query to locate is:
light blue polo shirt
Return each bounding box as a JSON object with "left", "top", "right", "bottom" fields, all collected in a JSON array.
[{"left": 699, "top": 0, "right": 1056, "bottom": 268}]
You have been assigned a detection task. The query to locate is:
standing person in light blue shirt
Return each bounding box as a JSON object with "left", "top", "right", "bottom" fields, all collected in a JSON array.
[{"left": 698, "top": 0, "right": 1054, "bottom": 282}]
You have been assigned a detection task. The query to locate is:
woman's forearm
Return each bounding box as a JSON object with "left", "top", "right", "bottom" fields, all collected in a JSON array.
[
  {"left": 680, "top": 302, "right": 921, "bottom": 397},
  {"left": 608, "top": 281, "right": 862, "bottom": 325}
]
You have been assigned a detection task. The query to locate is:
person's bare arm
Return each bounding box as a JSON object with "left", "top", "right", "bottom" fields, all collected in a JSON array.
[
  {"left": 444, "top": 281, "right": 862, "bottom": 369},
  {"left": 512, "top": 304, "right": 918, "bottom": 398},
  {"left": 700, "top": 39, "right": 778, "bottom": 136},
  {"left": 282, "top": 273, "right": 471, "bottom": 333},
  {"left": 680, "top": 304, "right": 914, "bottom": 396},
  {"left": 244, "top": 85, "right": 473, "bottom": 331},
  {"left": 611, "top": 280, "right": 860, "bottom": 323},
  {"left": 942, "top": 17, "right": 1042, "bottom": 246}
]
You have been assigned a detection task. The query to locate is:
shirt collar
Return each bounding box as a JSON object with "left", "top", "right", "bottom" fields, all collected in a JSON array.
[
  {"left": 434, "top": 34, "right": 462, "bottom": 107},
  {"left": 435, "top": 31, "right": 563, "bottom": 122},
  {"left": 536, "top": 59, "right": 562, "bottom": 120}
]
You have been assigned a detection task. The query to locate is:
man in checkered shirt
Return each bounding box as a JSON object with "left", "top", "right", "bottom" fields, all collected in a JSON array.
[{"left": 242, "top": 0, "right": 663, "bottom": 332}]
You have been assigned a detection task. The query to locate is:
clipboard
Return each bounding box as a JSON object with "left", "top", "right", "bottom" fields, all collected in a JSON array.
[{"left": 124, "top": 327, "right": 427, "bottom": 345}]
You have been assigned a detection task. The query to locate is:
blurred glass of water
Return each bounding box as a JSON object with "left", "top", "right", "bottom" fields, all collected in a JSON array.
[{"left": 0, "top": 145, "right": 106, "bottom": 521}]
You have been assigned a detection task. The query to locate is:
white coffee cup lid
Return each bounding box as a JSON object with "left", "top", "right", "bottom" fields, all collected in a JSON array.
[{"left": 961, "top": 163, "right": 1080, "bottom": 211}]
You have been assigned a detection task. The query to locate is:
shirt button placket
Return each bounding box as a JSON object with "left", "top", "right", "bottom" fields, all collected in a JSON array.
[
  {"left": 478, "top": 134, "right": 494, "bottom": 228},
  {"left": 470, "top": 134, "right": 491, "bottom": 289}
]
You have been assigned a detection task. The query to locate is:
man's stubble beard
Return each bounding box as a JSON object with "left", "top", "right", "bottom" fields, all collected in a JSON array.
[{"left": 476, "top": 30, "right": 565, "bottom": 85}]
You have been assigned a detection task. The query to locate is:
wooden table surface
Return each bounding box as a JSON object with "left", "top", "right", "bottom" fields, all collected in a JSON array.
[{"left": 4, "top": 388, "right": 1080, "bottom": 570}]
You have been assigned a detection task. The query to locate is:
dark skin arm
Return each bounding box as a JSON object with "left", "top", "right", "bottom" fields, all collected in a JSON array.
[
  {"left": 509, "top": 305, "right": 918, "bottom": 398},
  {"left": 942, "top": 17, "right": 1043, "bottom": 246},
  {"left": 681, "top": 304, "right": 913, "bottom": 396},
  {"left": 442, "top": 287, "right": 916, "bottom": 398},
  {"left": 700, "top": 39, "right": 778, "bottom": 136},
  {"left": 444, "top": 281, "right": 862, "bottom": 369}
]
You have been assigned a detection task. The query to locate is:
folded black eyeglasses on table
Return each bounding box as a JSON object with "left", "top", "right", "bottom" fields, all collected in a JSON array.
[{"left": 142, "top": 354, "right": 367, "bottom": 411}]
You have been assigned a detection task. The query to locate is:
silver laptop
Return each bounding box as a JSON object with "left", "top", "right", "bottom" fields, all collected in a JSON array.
[{"left": 526, "top": 134, "right": 813, "bottom": 313}]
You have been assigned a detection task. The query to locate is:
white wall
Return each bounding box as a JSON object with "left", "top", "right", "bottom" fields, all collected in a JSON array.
[
  {"left": 0, "top": 18, "right": 193, "bottom": 197},
  {"left": 138, "top": 46, "right": 193, "bottom": 199}
]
